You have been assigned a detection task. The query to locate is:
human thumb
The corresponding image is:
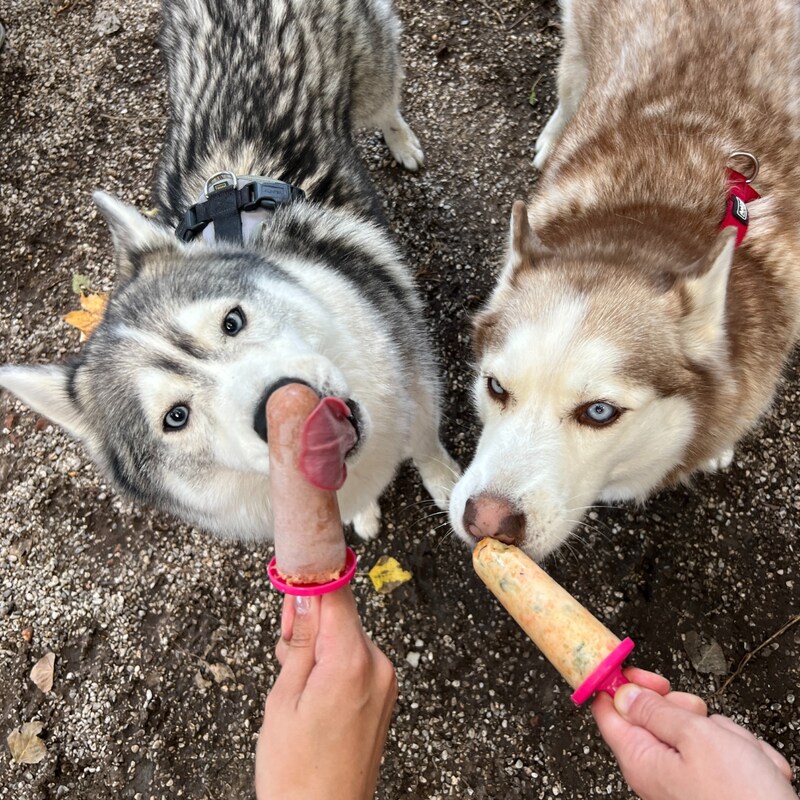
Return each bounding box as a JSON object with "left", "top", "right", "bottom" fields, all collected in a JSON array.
[
  {"left": 274, "top": 595, "right": 320, "bottom": 696},
  {"left": 613, "top": 684, "right": 692, "bottom": 748}
]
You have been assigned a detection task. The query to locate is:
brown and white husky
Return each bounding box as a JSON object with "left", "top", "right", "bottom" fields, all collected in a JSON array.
[{"left": 449, "top": 0, "right": 800, "bottom": 560}]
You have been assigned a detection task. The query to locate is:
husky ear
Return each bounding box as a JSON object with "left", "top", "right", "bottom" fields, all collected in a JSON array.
[
  {"left": 0, "top": 364, "right": 87, "bottom": 440},
  {"left": 93, "top": 191, "right": 178, "bottom": 282},
  {"left": 499, "top": 200, "right": 547, "bottom": 285},
  {"left": 679, "top": 227, "right": 737, "bottom": 362}
]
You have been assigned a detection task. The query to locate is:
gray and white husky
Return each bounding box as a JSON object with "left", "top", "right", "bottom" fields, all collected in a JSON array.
[{"left": 0, "top": 0, "right": 459, "bottom": 541}]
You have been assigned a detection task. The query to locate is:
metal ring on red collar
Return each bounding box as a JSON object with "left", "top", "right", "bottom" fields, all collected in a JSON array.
[{"left": 728, "top": 151, "right": 760, "bottom": 184}]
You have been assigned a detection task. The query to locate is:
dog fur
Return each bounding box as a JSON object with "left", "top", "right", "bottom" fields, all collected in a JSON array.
[
  {"left": 449, "top": 0, "right": 800, "bottom": 560},
  {"left": 0, "top": 0, "right": 459, "bottom": 542}
]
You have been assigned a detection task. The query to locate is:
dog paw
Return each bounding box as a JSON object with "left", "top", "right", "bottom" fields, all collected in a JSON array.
[
  {"left": 382, "top": 113, "right": 425, "bottom": 171},
  {"left": 533, "top": 128, "right": 556, "bottom": 170},
  {"left": 533, "top": 105, "right": 563, "bottom": 171},
  {"left": 352, "top": 500, "right": 381, "bottom": 541},
  {"left": 702, "top": 447, "right": 735, "bottom": 473},
  {"left": 532, "top": 146, "right": 550, "bottom": 171},
  {"left": 417, "top": 450, "right": 461, "bottom": 511}
]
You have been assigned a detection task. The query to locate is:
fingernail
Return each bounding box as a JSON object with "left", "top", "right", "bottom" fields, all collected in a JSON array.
[
  {"left": 294, "top": 595, "right": 312, "bottom": 615},
  {"left": 614, "top": 684, "right": 641, "bottom": 715}
]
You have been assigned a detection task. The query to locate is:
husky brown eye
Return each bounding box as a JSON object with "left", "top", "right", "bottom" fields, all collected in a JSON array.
[
  {"left": 576, "top": 401, "right": 621, "bottom": 427},
  {"left": 487, "top": 376, "right": 509, "bottom": 405},
  {"left": 164, "top": 404, "right": 190, "bottom": 431},
  {"left": 223, "top": 306, "right": 246, "bottom": 336}
]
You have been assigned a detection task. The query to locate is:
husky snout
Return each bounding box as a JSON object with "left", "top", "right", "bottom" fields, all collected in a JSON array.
[{"left": 463, "top": 494, "right": 525, "bottom": 546}]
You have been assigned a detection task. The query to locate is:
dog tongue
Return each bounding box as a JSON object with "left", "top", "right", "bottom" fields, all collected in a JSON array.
[{"left": 299, "top": 397, "right": 358, "bottom": 491}]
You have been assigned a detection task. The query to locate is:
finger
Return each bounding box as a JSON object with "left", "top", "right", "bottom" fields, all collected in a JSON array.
[
  {"left": 623, "top": 667, "right": 670, "bottom": 695},
  {"left": 592, "top": 692, "right": 674, "bottom": 773},
  {"left": 272, "top": 595, "right": 321, "bottom": 698},
  {"left": 613, "top": 684, "right": 700, "bottom": 748},
  {"left": 276, "top": 593, "right": 313, "bottom": 666},
  {"left": 664, "top": 691, "right": 707, "bottom": 716},
  {"left": 275, "top": 593, "right": 299, "bottom": 667},
  {"left": 276, "top": 636, "right": 288, "bottom": 667},
  {"left": 366, "top": 654, "right": 398, "bottom": 794},
  {"left": 315, "top": 585, "right": 366, "bottom": 656},
  {"left": 280, "top": 592, "right": 296, "bottom": 641},
  {"left": 593, "top": 692, "right": 642, "bottom": 754},
  {"left": 757, "top": 742, "right": 793, "bottom": 781},
  {"left": 709, "top": 716, "right": 793, "bottom": 780},
  {"left": 709, "top": 713, "right": 761, "bottom": 742}
]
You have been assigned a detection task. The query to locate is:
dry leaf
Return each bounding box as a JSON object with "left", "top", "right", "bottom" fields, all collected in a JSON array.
[
  {"left": 194, "top": 670, "right": 212, "bottom": 690},
  {"left": 368, "top": 556, "right": 413, "bottom": 595},
  {"left": 684, "top": 631, "right": 729, "bottom": 676},
  {"left": 64, "top": 292, "right": 109, "bottom": 341},
  {"left": 7, "top": 720, "right": 47, "bottom": 764},
  {"left": 30, "top": 652, "right": 56, "bottom": 693},
  {"left": 208, "top": 663, "right": 235, "bottom": 683}
]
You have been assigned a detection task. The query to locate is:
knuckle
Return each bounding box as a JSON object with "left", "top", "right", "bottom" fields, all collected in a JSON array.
[
  {"left": 349, "top": 643, "right": 373, "bottom": 677},
  {"left": 631, "top": 692, "right": 660, "bottom": 725},
  {"left": 275, "top": 639, "right": 288, "bottom": 665},
  {"left": 376, "top": 653, "right": 397, "bottom": 690},
  {"left": 288, "top": 627, "right": 314, "bottom": 649}
]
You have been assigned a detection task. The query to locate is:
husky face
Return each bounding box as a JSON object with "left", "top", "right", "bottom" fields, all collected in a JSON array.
[
  {"left": 0, "top": 196, "right": 368, "bottom": 539},
  {"left": 1, "top": 0, "right": 461, "bottom": 543},
  {"left": 449, "top": 203, "right": 736, "bottom": 560}
]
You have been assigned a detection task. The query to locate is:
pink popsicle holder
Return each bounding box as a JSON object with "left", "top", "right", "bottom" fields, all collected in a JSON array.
[
  {"left": 570, "top": 636, "right": 635, "bottom": 705},
  {"left": 268, "top": 546, "right": 358, "bottom": 596}
]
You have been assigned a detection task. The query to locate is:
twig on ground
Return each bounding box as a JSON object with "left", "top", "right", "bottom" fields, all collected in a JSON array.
[
  {"left": 477, "top": 0, "right": 504, "bottom": 25},
  {"left": 713, "top": 613, "right": 800, "bottom": 698},
  {"left": 508, "top": 9, "right": 534, "bottom": 31}
]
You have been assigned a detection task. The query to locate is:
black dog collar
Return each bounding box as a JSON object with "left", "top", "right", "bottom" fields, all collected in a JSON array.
[{"left": 175, "top": 171, "right": 305, "bottom": 244}]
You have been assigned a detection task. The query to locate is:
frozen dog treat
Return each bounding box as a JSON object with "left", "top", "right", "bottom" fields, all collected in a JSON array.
[
  {"left": 267, "top": 383, "right": 357, "bottom": 586},
  {"left": 473, "top": 539, "right": 634, "bottom": 704}
]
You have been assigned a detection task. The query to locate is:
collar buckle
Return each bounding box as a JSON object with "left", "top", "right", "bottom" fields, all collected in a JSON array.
[
  {"left": 175, "top": 173, "right": 305, "bottom": 244},
  {"left": 721, "top": 154, "right": 761, "bottom": 247},
  {"left": 204, "top": 171, "right": 238, "bottom": 197}
]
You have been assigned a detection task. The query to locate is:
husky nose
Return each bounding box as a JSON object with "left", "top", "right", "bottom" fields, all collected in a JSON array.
[
  {"left": 253, "top": 378, "right": 314, "bottom": 443},
  {"left": 463, "top": 494, "right": 526, "bottom": 546},
  {"left": 253, "top": 378, "right": 361, "bottom": 452}
]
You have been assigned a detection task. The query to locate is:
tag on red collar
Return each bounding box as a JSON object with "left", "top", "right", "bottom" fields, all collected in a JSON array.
[{"left": 721, "top": 169, "right": 760, "bottom": 247}]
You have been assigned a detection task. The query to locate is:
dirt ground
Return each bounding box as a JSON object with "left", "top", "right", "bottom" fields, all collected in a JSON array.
[{"left": 0, "top": 0, "right": 798, "bottom": 798}]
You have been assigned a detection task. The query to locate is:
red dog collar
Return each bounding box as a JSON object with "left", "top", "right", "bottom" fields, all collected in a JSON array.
[{"left": 721, "top": 169, "right": 760, "bottom": 246}]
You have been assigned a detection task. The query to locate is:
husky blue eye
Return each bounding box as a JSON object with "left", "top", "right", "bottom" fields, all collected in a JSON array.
[
  {"left": 487, "top": 376, "right": 509, "bottom": 403},
  {"left": 223, "top": 306, "right": 246, "bottom": 336},
  {"left": 577, "top": 401, "right": 621, "bottom": 427},
  {"left": 164, "top": 404, "right": 190, "bottom": 430}
]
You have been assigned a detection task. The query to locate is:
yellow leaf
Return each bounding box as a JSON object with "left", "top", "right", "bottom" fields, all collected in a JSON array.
[
  {"left": 63, "top": 292, "right": 109, "bottom": 341},
  {"left": 368, "top": 556, "right": 412, "bottom": 595},
  {"left": 7, "top": 720, "right": 47, "bottom": 764},
  {"left": 79, "top": 292, "right": 108, "bottom": 316}
]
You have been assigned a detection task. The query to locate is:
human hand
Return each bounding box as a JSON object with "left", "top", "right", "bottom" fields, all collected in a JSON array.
[
  {"left": 615, "top": 667, "right": 707, "bottom": 715},
  {"left": 255, "top": 586, "right": 397, "bottom": 800},
  {"left": 592, "top": 681, "right": 796, "bottom": 800}
]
